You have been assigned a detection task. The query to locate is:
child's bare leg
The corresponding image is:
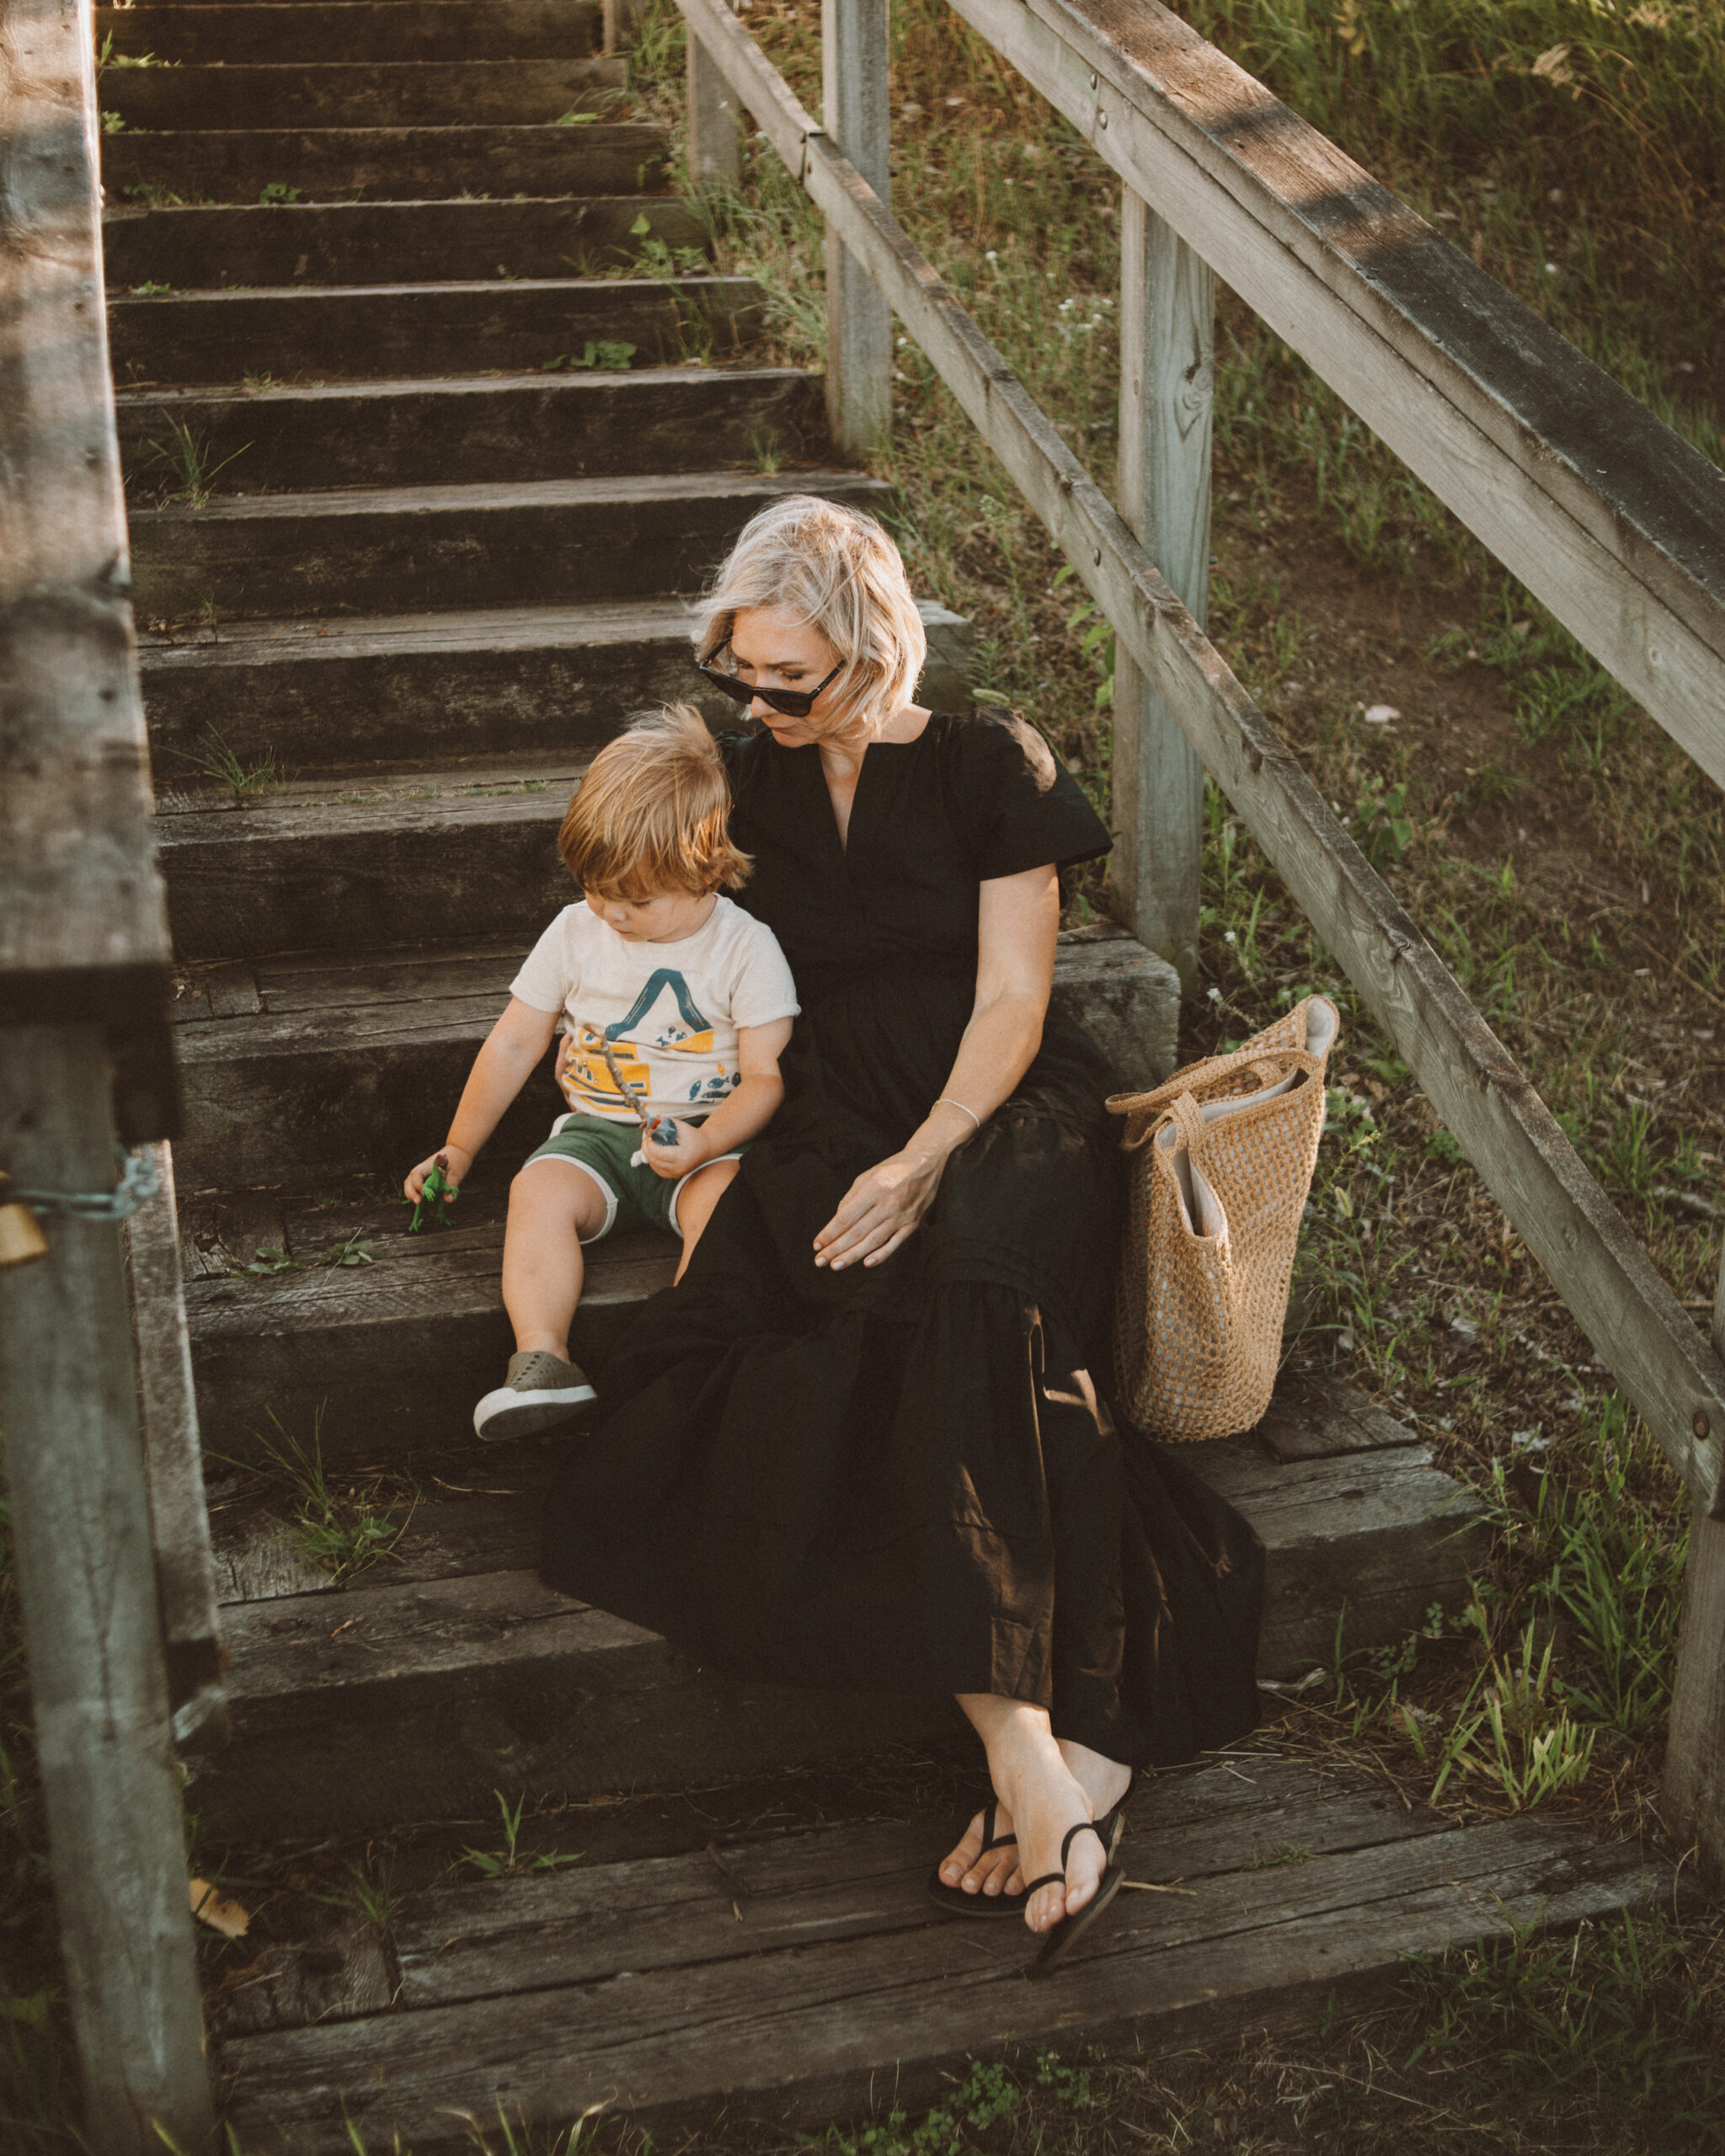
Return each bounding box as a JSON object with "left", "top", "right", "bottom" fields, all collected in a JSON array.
[
  {"left": 502, "top": 1160, "right": 608, "bottom": 1356},
  {"left": 672, "top": 1156, "right": 740, "bottom": 1283}
]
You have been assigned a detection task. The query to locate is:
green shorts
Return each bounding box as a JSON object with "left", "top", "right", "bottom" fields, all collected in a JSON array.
[{"left": 522, "top": 1111, "right": 745, "bottom": 1242}]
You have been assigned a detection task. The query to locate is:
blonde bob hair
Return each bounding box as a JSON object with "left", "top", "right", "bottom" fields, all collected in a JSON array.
[
  {"left": 558, "top": 704, "right": 751, "bottom": 899},
  {"left": 695, "top": 494, "right": 927, "bottom": 734}
]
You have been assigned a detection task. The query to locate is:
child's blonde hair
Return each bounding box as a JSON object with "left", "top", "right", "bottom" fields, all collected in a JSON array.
[
  {"left": 558, "top": 705, "right": 751, "bottom": 899},
  {"left": 695, "top": 494, "right": 927, "bottom": 734}
]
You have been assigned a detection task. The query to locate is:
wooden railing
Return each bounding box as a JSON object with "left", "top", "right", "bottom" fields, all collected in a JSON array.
[
  {"left": 0, "top": 0, "right": 216, "bottom": 2142},
  {"left": 677, "top": 0, "right": 1725, "bottom": 1880}
]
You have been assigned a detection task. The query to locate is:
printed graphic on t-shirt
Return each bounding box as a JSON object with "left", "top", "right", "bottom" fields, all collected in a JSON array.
[{"left": 555, "top": 969, "right": 740, "bottom": 1118}]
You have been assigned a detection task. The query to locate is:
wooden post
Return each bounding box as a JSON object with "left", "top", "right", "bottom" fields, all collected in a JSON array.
[
  {"left": 2, "top": 0, "right": 209, "bottom": 2141},
  {"left": 1664, "top": 1254, "right": 1725, "bottom": 1886},
  {"left": 822, "top": 0, "right": 891, "bottom": 453},
  {"left": 1112, "top": 188, "right": 1212, "bottom": 995},
  {"left": 687, "top": 0, "right": 742, "bottom": 188},
  {"left": 0, "top": 1033, "right": 213, "bottom": 2155}
]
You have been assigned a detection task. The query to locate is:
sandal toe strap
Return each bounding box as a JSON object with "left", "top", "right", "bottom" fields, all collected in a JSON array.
[
  {"left": 1024, "top": 1820, "right": 1105, "bottom": 1895},
  {"left": 978, "top": 1798, "right": 1017, "bottom": 1856}
]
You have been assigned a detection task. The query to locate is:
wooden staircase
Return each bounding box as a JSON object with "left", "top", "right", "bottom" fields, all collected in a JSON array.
[{"left": 98, "top": 3, "right": 1670, "bottom": 2141}]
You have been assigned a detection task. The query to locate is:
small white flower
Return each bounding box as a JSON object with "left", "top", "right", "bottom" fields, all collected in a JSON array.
[
  {"left": 985, "top": 248, "right": 997, "bottom": 260},
  {"left": 1207, "top": 986, "right": 1222, "bottom": 1003},
  {"left": 1224, "top": 930, "right": 1237, "bottom": 944}
]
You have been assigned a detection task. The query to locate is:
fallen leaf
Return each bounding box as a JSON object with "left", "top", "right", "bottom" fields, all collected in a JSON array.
[{"left": 190, "top": 1878, "right": 251, "bottom": 1940}]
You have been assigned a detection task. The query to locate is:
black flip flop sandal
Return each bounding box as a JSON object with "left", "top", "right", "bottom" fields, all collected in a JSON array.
[
  {"left": 925, "top": 1797, "right": 1024, "bottom": 1917},
  {"left": 1024, "top": 1819, "right": 1125, "bottom": 1976}
]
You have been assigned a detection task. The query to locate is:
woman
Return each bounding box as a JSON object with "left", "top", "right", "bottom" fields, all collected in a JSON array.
[{"left": 540, "top": 496, "right": 1263, "bottom": 1956}]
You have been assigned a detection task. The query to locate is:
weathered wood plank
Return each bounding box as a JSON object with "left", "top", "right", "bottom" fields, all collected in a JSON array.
[
  {"left": 0, "top": 0, "right": 176, "bottom": 1131},
  {"left": 822, "top": 0, "right": 891, "bottom": 451},
  {"left": 390, "top": 1763, "right": 1438, "bottom": 2011},
  {"left": 1112, "top": 190, "right": 1210, "bottom": 991},
  {"left": 669, "top": 0, "right": 1725, "bottom": 1518},
  {"left": 102, "top": 197, "right": 708, "bottom": 290},
  {"left": 687, "top": 0, "right": 741, "bottom": 186},
  {"left": 126, "top": 1140, "right": 229, "bottom": 1746},
  {"left": 1255, "top": 1377, "right": 1421, "bottom": 1463},
  {"left": 1664, "top": 1276, "right": 1725, "bottom": 1885},
  {"left": 137, "top": 594, "right": 968, "bottom": 774},
  {"left": 116, "top": 369, "right": 825, "bottom": 494},
  {"left": 218, "top": 1809, "right": 1665, "bottom": 2153},
  {"left": 945, "top": 0, "right": 1725, "bottom": 798},
  {"left": 126, "top": 467, "right": 892, "bottom": 622},
  {"left": 110, "top": 277, "right": 766, "bottom": 389},
  {"left": 100, "top": 122, "right": 670, "bottom": 208},
  {"left": 0, "top": 1027, "right": 211, "bottom": 2153},
  {"left": 95, "top": 2, "right": 605, "bottom": 67},
  {"left": 103, "top": 58, "right": 625, "bottom": 132}
]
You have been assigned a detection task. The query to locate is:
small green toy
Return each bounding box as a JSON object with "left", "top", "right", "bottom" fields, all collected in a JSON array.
[{"left": 409, "top": 1154, "right": 459, "bottom": 1234}]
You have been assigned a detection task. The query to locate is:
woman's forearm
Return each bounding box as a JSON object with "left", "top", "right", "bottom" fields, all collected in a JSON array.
[{"left": 909, "top": 989, "right": 1046, "bottom": 1162}]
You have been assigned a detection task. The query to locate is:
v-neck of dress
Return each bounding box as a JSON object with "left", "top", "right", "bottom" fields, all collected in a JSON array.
[{"left": 810, "top": 722, "right": 930, "bottom": 862}]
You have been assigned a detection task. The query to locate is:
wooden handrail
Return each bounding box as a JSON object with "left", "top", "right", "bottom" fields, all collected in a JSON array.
[
  {"left": 0, "top": 0, "right": 213, "bottom": 2141},
  {"left": 947, "top": 0, "right": 1725, "bottom": 800},
  {"left": 674, "top": 0, "right": 1725, "bottom": 1526}
]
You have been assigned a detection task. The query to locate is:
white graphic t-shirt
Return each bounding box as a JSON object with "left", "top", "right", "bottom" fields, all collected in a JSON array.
[{"left": 510, "top": 896, "right": 799, "bottom": 1123}]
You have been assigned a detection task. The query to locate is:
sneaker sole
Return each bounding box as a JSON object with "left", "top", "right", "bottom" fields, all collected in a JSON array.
[{"left": 473, "top": 1383, "right": 597, "bottom": 1442}]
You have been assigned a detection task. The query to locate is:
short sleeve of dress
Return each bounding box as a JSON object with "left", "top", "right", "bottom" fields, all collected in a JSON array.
[{"left": 939, "top": 711, "right": 1112, "bottom": 883}]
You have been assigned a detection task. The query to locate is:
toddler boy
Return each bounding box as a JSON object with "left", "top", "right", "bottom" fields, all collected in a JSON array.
[{"left": 404, "top": 706, "right": 798, "bottom": 1440}]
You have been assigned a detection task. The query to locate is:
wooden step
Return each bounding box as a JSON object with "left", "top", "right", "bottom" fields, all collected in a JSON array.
[
  {"left": 168, "top": 925, "right": 1177, "bottom": 1213},
  {"left": 188, "top": 1388, "right": 1485, "bottom": 1838},
  {"left": 119, "top": 367, "right": 826, "bottom": 493},
  {"left": 168, "top": 918, "right": 1172, "bottom": 1198},
  {"left": 102, "top": 122, "right": 670, "bottom": 206},
  {"left": 210, "top": 1770, "right": 1666, "bottom": 2153},
  {"left": 139, "top": 597, "right": 975, "bottom": 772},
  {"left": 156, "top": 753, "right": 584, "bottom": 958},
  {"left": 110, "top": 276, "right": 765, "bottom": 387},
  {"left": 128, "top": 467, "right": 893, "bottom": 622},
  {"left": 104, "top": 195, "right": 705, "bottom": 286},
  {"left": 101, "top": 59, "right": 625, "bottom": 131},
  {"left": 96, "top": 2, "right": 604, "bottom": 67}
]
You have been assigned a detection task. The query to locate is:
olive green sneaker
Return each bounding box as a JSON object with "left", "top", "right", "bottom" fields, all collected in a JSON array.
[{"left": 473, "top": 1350, "right": 596, "bottom": 1442}]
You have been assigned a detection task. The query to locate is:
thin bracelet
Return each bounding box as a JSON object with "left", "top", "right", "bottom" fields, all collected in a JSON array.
[{"left": 934, "top": 1096, "right": 982, "bottom": 1134}]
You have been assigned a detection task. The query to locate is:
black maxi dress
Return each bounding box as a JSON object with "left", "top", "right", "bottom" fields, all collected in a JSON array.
[{"left": 540, "top": 710, "right": 1263, "bottom": 1766}]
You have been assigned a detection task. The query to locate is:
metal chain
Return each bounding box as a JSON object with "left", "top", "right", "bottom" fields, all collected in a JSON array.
[{"left": 5, "top": 1147, "right": 163, "bottom": 1223}]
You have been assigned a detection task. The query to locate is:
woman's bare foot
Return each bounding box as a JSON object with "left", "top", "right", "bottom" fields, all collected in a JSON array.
[
  {"left": 952, "top": 1697, "right": 1110, "bottom": 1933},
  {"left": 935, "top": 1739, "right": 1130, "bottom": 1903},
  {"left": 935, "top": 1802, "right": 1024, "bottom": 1900}
]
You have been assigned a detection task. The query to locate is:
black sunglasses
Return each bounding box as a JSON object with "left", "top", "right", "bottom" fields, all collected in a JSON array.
[{"left": 696, "top": 657, "right": 845, "bottom": 720}]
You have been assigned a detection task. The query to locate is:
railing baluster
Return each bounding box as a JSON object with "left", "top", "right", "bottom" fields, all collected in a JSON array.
[
  {"left": 822, "top": 0, "right": 892, "bottom": 451},
  {"left": 687, "top": 0, "right": 742, "bottom": 187},
  {"left": 1112, "top": 189, "right": 1213, "bottom": 994},
  {"left": 1664, "top": 1255, "right": 1725, "bottom": 1885}
]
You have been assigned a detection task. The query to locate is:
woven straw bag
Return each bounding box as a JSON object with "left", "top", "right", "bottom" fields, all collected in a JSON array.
[{"left": 1107, "top": 995, "right": 1340, "bottom": 1443}]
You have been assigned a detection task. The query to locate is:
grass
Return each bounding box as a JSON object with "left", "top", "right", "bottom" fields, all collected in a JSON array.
[
  {"left": 163, "top": 726, "right": 284, "bottom": 807},
  {"left": 136, "top": 417, "right": 250, "bottom": 509},
  {"left": 227, "top": 1405, "right": 419, "bottom": 1586}
]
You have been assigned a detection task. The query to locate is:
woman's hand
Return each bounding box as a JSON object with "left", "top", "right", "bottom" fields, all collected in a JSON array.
[
  {"left": 404, "top": 1144, "right": 472, "bottom": 1202},
  {"left": 814, "top": 1142, "right": 948, "bottom": 1271}
]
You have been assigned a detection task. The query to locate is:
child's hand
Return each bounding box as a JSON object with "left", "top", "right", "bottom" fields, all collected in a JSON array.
[
  {"left": 639, "top": 1120, "right": 709, "bottom": 1180},
  {"left": 405, "top": 1145, "right": 471, "bottom": 1201}
]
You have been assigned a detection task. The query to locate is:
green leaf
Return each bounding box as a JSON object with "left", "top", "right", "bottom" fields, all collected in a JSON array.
[
  {"left": 554, "top": 109, "right": 597, "bottom": 123},
  {"left": 629, "top": 211, "right": 653, "bottom": 236}
]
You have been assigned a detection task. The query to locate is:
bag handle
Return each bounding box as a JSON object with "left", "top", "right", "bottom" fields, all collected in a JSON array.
[{"left": 1110, "top": 1048, "right": 1290, "bottom": 1134}]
